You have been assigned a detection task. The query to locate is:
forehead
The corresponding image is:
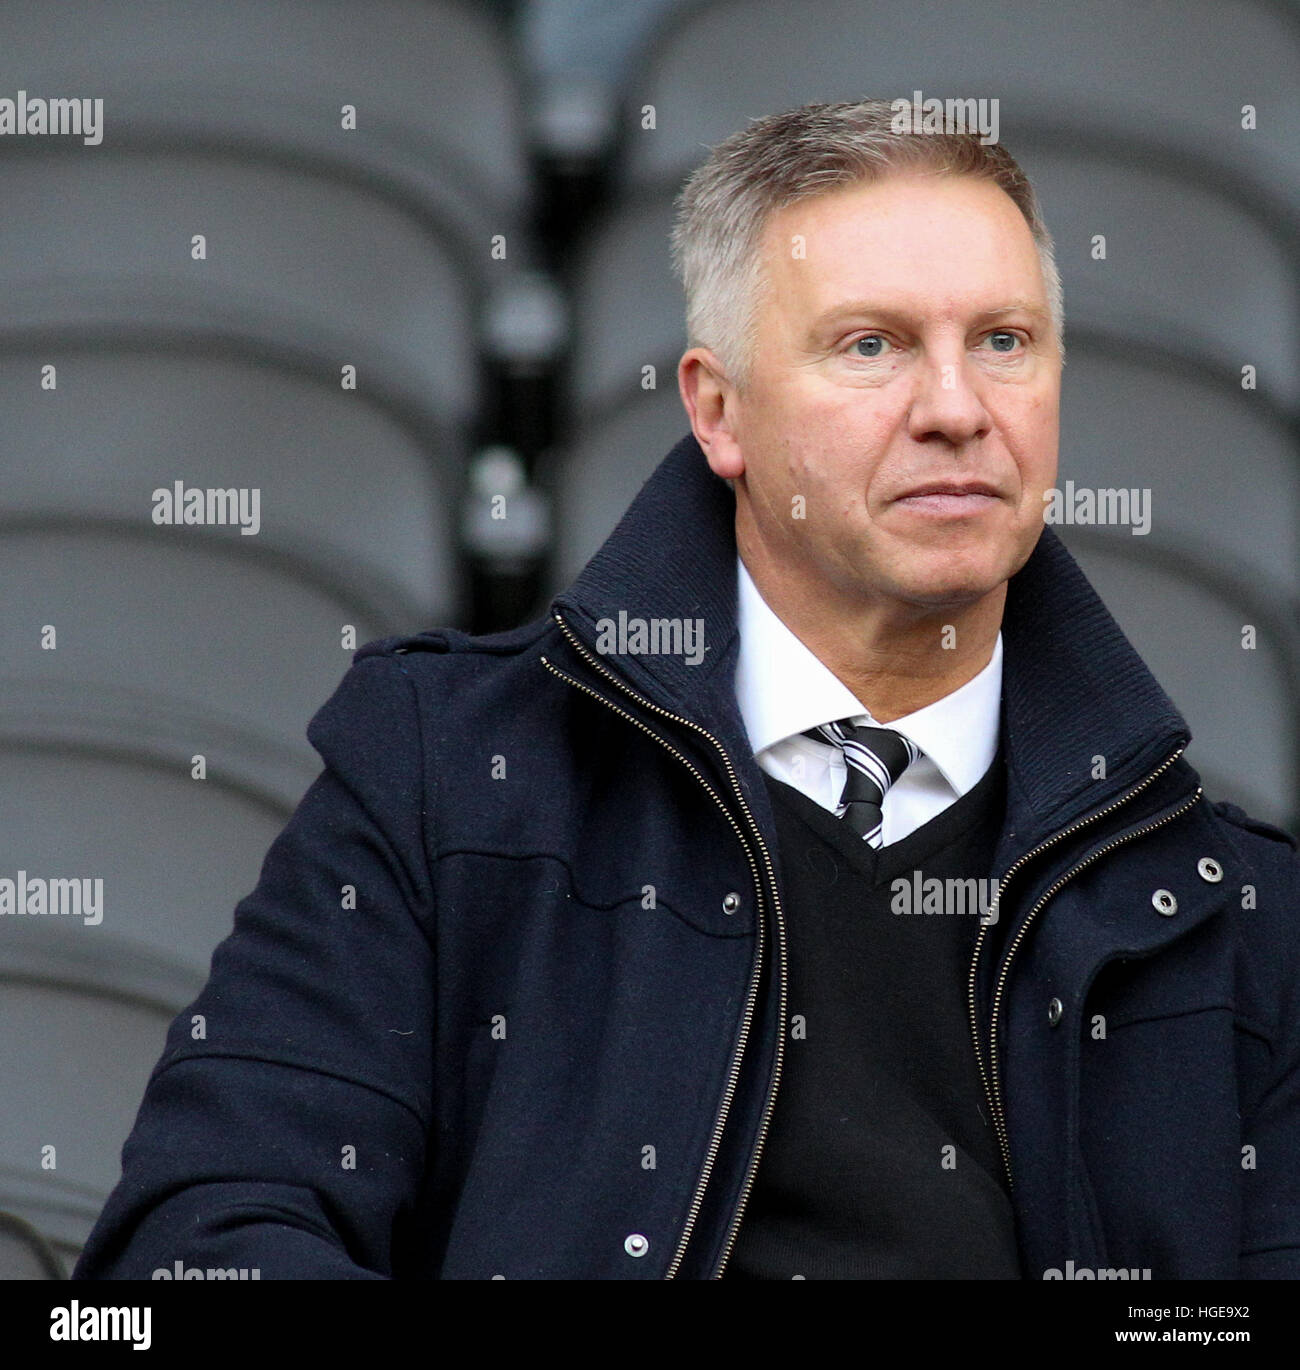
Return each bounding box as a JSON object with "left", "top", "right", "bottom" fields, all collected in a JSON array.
[{"left": 758, "top": 172, "right": 1046, "bottom": 320}]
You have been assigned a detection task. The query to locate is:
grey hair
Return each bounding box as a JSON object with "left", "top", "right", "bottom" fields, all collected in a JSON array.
[{"left": 669, "top": 97, "right": 1064, "bottom": 391}]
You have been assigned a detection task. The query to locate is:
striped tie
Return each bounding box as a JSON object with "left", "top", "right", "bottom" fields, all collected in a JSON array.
[{"left": 801, "top": 719, "right": 921, "bottom": 848}]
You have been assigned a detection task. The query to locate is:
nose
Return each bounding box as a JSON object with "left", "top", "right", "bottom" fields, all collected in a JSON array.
[{"left": 906, "top": 351, "right": 993, "bottom": 448}]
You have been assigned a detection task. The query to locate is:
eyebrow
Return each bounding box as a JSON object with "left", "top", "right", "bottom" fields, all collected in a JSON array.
[{"left": 808, "top": 299, "right": 1051, "bottom": 333}]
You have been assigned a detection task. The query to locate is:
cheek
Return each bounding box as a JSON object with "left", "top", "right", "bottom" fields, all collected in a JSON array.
[
  {"left": 761, "top": 380, "right": 900, "bottom": 502},
  {"left": 817, "top": 391, "right": 896, "bottom": 462},
  {"left": 1026, "top": 409, "right": 1061, "bottom": 481},
  {"left": 1000, "top": 397, "right": 1059, "bottom": 483},
  {"left": 1025, "top": 384, "right": 1060, "bottom": 431}
]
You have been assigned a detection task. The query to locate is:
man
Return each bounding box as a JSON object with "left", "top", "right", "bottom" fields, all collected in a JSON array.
[{"left": 75, "top": 99, "right": 1300, "bottom": 1280}]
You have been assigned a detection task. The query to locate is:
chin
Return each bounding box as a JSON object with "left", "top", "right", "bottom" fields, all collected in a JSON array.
[
  {"left": 888, "top": 561, "right": 1010, "bottom": 608},
  {"left": 898, "top": 582, "right": 1002, "bottom": 610}
]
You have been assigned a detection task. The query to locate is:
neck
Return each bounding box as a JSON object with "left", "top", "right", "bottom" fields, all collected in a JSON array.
[{"left": 739, "top": 539, "right": 1004, "bottom": 724}]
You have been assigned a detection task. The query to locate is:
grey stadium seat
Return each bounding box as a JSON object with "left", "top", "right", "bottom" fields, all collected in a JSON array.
[
  {"left": 622, "top": 0, "right": 1300, "bottom": 231},
  {"left": 0, "top": 349, "right": 457, "bottom": 628},
  {"left": 0, "top": 977, "right": 180, "bottom": 1266},
  {"left": 0, "top": 733, "right": 307, "bottom": 1263},
  {"left": 549, "top": 387, "right": 693, "bottom": 595},
  {"left": 570, "top": 188, "right": 684, "bottom": 414},
  {"left": 0, "top": 151, "right": 481, "bottom": 434},
  {"left": 0, "top": 525, "right": 389, "bottom": 806},
  {"left": 0, "top": 0, "right": 532, "bottom": 264},
  {"left": 1057, "top": 348, "right": 1300, "bottom": 600},
  {"left": 1015, "top": 144, "right": 1300, "bottom": 414},
  {"left": 1061, "top": 529, "right": 1300, "bottom": 829},
  {"left": 0, "top": 1210, "right": 67, "bottom": 1279},
  {"left": 0, "top": 740, "right": 293, "bottom": 987}
]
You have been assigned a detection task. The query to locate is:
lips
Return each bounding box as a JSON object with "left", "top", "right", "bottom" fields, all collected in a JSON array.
[
  {"left": 892, "top": 483, "right": 1002, "bottom": 517},
  {"left": 896, "top": 482, "right": 1000, "bottom": 500}
]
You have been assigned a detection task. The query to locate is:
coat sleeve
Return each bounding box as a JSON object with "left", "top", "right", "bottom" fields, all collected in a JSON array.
[
  {"left": 1230, "top": 809, "right": 1300, "bottom": 1278},
  {"left": 73, "top": 653, "right": 438, "bottom": 1280}
]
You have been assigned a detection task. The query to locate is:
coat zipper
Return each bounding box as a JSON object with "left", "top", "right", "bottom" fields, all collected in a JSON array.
[
  {"left": 544, "top": 610, "right": 1198, "bottom": 1266},
  {"left": 966, "top": 744, "right": 1197, "bottom": 1190},
  {"left": 538, "top": 610, "right": 788, "bottom": 1280}
]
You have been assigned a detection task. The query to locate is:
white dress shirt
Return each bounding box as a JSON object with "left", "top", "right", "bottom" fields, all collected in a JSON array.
[{"left": 734, "top": 554, "right": 1004, "bottom": 845}]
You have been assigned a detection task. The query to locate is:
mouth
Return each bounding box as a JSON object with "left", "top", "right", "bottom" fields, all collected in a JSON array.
[{"left": 892, "top": 483, "right": 1002, "bottom": 517}]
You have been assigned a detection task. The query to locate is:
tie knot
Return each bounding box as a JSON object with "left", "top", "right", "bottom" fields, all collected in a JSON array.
[
  {"left": 800, "top": 718, "right": 921, "bottom": 845},
  {"left": 803, "top": 718, "right": 920, "bottom": 784}
]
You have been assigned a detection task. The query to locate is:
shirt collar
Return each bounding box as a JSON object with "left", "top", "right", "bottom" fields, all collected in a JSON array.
[{"left": 734, "top": 551, "right": 1003, "bottom": 797}]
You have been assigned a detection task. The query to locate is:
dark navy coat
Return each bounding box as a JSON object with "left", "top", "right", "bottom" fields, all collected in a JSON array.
[{"left": 75, "top": 433, "right": 1300, "bottom": 1280}]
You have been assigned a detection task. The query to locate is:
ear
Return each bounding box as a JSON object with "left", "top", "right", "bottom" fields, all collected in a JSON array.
[{"left": 678, "top": 347, "right": 744, "bottom": 480}]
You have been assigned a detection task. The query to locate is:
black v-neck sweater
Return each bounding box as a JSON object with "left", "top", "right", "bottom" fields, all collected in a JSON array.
[{"left": 724, "top": 752, "right": 1022, "bottom": 1279}]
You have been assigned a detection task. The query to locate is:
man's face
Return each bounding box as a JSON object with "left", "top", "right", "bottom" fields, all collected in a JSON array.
[{"left": 702, "top": 171, "right": 1061, "bottom": 614}]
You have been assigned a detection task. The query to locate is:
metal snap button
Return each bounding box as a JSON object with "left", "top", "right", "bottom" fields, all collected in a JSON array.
[
  {"left": 1152, "top": 888, "right": 1178, "bottom": 916},
  {"left": 1196, "top": 857, "right": 1224, "bottom": 884},
  {"left": 722, "top": 891, "right": 741, "bottom": 915},
  {"left": 624, "top": 1233, "right": 649, "bottom": 1258},
  {"left": 1047, "top": 997, "right": 1063, "bottom": 1026}
]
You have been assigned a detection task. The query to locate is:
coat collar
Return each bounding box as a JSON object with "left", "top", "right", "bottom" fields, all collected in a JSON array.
[{"left": 551, "top": 430, "right": 1192, "bottom": 846}]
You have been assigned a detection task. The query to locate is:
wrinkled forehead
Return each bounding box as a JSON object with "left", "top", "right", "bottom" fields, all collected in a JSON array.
[{"left": 754, "top": 173, "right": 1048, "bottom": 329}]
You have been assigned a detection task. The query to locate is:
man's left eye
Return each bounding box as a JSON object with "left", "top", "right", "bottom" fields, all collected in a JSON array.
[
  {"left": 852, "top": 334, "right": 890, "bottom": 358},
  {"left": 985, "top": 331, "right": 1021, "bottom": 352}
]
